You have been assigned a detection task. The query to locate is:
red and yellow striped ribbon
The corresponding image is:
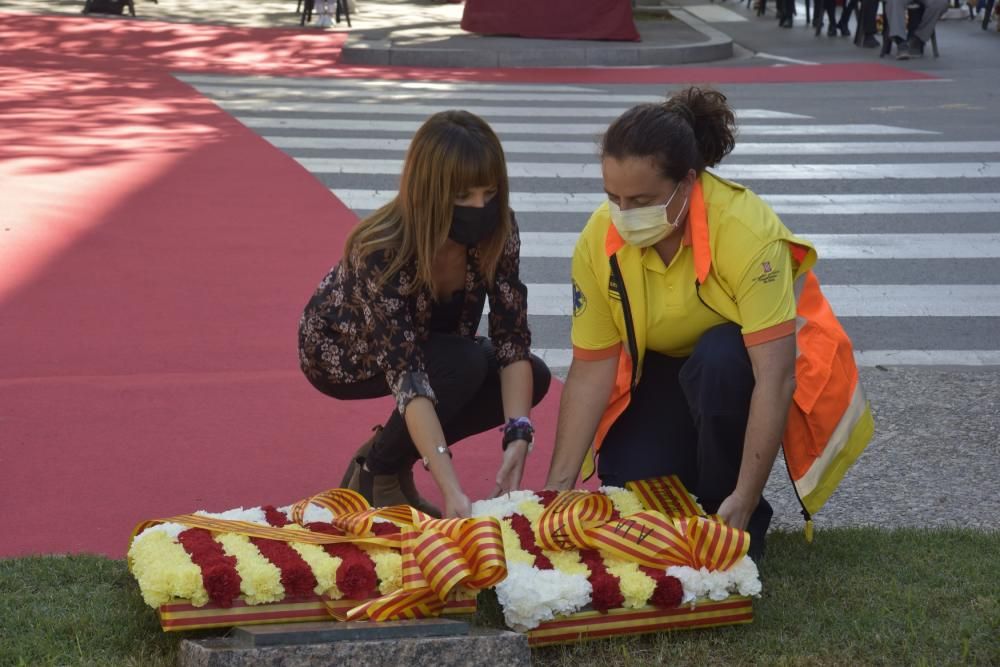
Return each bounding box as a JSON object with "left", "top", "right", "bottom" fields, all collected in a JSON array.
[
  {"left": 534, "top": 478, "right": 748, "bottom": 571},
  {"left": 341, "top": 516, "right": 506, "bottom": 622},
  {"left": 534, "top": 490, "right": 614, "bottom": 551},
  {"left": 130, "top": 488, "right": 505, "bottom": 622},
  {"left": 625, "top": 476, "right": 702, "bottom": 519}
]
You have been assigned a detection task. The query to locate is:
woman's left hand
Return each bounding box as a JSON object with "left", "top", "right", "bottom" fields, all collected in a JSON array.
[
  {"left": 715, "top": 491, "right": 756, "bottom": 532},
  {"left": 492, "top": 439, "right": 529, "bottom": 497}
]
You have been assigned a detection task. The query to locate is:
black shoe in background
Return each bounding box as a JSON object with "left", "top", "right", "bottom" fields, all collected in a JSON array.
[{"left": 861, "top": 34, "right": 880, "bottom": 47}]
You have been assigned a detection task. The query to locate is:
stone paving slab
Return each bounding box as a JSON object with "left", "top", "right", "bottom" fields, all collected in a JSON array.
[{"left": 180, "top": 628, "right": 530, "bottom": 667}]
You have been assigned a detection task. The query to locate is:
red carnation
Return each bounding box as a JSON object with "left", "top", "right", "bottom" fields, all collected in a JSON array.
[
  {"left": 306, "top": 521, "right": 346, "bottom": 537},
  {"left": 262, "top": 505, "right": 290, "bottom": 527},
  {"left": 251, "top": 538, "right": 318, "bottom": 599},
  {"left": 336, "top": 556, "right": 378, "bottom": 600},
  {"left": 650, "top": 575, "right": 683, "bottom": 609},
  {"left": 371, "top": 522, "right": 401, "bottom": 536},
  {"left": 536, "top": 490, "right": 559, "bottom": 507},
  {"left": 509, "top": 514, "right": 553, "bottom": 570},
  {"left": 590, "top": 572, "right": 625, "bottom": 612},
  {"left": 201, "top": 562, "right": 242, "bottom": 607},
  {"left": 178, "top": 529, "right": 243, "bottom": 607}
]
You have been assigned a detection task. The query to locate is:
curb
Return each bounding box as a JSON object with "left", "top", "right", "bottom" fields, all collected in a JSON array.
[{"left": 340, "top": 7, "right": 733, "bottom": 67}]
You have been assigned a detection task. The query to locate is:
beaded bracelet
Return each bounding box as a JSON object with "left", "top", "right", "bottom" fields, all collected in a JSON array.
[{"left": 501, "top": 417, "right": 534, "bottom": 452}]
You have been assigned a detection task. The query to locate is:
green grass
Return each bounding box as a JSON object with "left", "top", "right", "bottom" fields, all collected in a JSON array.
[{"left": 2, "top": 529, "right": 998, "bottom": 666}]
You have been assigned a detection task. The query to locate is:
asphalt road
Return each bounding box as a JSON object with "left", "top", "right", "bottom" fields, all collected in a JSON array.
[{"left": 176, "top": 7, "right": 1000, "bottom": 533}]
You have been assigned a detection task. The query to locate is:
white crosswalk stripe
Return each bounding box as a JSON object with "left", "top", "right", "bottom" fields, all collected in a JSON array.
[
  {"left": 238, "top": 116, "right": 936, "bottom": 136},
  {"left": 266, "top": 137, "right": 1000, "bottom": 156},
  {"left": 296, "top": 157, "right": 1000, "bottom": 180},
  {"left": 516, "top": 233, "right": 1000, "bottom": 259},
  {"left": 182, "top": 75, "right": 1000, "bottom": 367},
  {"left": 487, "top": 284, "right": 1000, "bottom": 317},
  {"left": 330, "top": 189, "right": 1000, "bottom": 215}
]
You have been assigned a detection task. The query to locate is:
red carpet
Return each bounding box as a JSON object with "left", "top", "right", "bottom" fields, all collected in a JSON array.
[
  {"left": 0, "top": 28, "right": 564, "bottom": 559},
  {"left": 1, "top": 12, "right": 922, "bottom": 559}
]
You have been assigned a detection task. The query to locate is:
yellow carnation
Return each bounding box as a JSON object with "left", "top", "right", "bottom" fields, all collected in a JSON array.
[
  {"left": 364, "top": 546, "right": 403, "bottom": 595},
  {"left": 516, "top": 499, "right": 545, "bottom": 524},
  {"left": 605, "top": 557, "right": 655, "bottom": 609},
  {"left": 500, "top": 519, "right": 537, "bottom": 567},
  {"left": 282, "top": 527, "right": 343, "bottom": 598},
  {"left": 216, "top": 533, "right": 285, "bottom": 605},
  {"left": 605, "top": 489, "right": 645, "bottom": 517},
  {"left": 544, "top": 549, "right": 589, "bottom": 577},
  {"left": 128, "top": 531, "right": 208, "bottom": 608}
]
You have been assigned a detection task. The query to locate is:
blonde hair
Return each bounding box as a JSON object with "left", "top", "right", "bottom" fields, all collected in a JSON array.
[{"left": 344, "top": 110, "right": 511, "bottom": 295}]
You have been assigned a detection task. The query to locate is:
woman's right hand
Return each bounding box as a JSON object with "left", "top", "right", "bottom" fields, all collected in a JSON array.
[{"left": 443, "top": 491, "right": 471, "bottom": 519}]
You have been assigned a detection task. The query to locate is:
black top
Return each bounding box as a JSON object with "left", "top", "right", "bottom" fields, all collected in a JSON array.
[{"left": 430, "top": 289, "right": 466, "bottom": 333}]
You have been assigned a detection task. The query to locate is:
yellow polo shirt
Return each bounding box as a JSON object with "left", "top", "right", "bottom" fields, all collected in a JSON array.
[{"left": 571, "top": 180, "right": 797, "bottom": 359}]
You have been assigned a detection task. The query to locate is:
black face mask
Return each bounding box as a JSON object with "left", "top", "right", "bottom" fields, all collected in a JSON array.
[{"left": 449, "top": 195, "right": 502, "bottom": 246}]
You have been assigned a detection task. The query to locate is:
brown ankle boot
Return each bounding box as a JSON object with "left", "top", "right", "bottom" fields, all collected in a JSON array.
[
  {"left": 339, "top": 425, "right": 382, "bottom": 489},
  {"left": 346, "top": 462, "right": 411, "bottom": 508},
  {"left": 396, "top": 467, "right": 442, "bottom": 518}
]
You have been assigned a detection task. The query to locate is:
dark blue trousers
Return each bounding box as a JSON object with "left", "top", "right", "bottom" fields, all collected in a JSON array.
[{"left": 597, "top": 324, "right": 773, "bottom": 540}]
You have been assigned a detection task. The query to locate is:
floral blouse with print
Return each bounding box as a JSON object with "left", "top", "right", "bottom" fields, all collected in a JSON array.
[{"left": 298, "top": 213, "right": 532, "bottom": 414}]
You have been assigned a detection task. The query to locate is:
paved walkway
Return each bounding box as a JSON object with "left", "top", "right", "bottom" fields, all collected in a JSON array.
[{"left": 0, "top": 0, "right": 732, "bottom": 66}]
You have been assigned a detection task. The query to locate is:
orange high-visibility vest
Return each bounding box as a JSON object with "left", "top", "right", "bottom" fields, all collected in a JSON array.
[{"left": 577, "top": 173, "right": 874, "bottom": 526}]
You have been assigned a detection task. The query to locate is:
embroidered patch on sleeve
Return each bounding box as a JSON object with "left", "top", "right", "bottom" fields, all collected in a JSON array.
[
  {"left": 754, "top": 261, "right": 781, "bottom": 285},
  {"left": 572, "top": 279, "right": 587, "bottom": 317}
]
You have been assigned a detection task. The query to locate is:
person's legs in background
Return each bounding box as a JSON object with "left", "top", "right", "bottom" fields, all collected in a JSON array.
[
  {"left": 910, "top": 0, "right": 949, "bottom": 48},
  {"left": 838, "top": 0, "right": 860, "bottom": 33},
  {"left": 857, "top": 0, "right": 882, "bottom": 45},
  {"left": 885, "top": 0, "right": 916, "bottom": 56},
  {"left": 679, "top": 324, "right": 774, "bottom": 561}
]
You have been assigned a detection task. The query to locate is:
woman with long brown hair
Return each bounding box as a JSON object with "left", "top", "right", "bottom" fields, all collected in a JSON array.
[{"left": 299, "top": 110, "right": 550, "bottom": 518}]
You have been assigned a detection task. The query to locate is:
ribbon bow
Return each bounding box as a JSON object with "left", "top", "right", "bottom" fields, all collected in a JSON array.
[
  {"left": 534, "top": 476, "right": 749, "bottom": 572},
  {"left": 131, "top": 488, "right": 506, "bottom": 621}
]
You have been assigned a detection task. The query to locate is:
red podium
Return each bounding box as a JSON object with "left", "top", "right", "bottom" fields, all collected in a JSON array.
[{"left": 461, "top": 0, "right": 640, "bottom": 41}]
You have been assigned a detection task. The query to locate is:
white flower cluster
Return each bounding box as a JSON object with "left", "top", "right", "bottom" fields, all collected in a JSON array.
[
  {"left": 667, "top": 556, "right": 762, "bottom": 603},
  {"left": 494, "top": 563, "right": 592, "bottom": 631},
  {"left": 194, "top": 506, "right": 269, "bottom": 525},
  {"left": 470, "top": 491, "right": 541, "bottom": 519},
  {"left": 133, "top": 522, "right": 186, "bottom": 544},
  {"left": 274, "top": 503, "right": 335, "bottom": 524}
]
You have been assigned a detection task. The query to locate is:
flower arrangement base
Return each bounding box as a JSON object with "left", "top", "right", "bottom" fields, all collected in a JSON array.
[
  {"left": 159, "top": 595, "right": 477, "bottom": 632},
  {"left": 526, "top": 595, "right": 752, "bottom": 647}
]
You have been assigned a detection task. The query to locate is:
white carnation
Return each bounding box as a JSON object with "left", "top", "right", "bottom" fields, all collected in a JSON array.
[
  {"left": 133, "top": 522, "right": 186, "bottom": 544},
  {"left": 470, "top": 491, "right": 541, "bottom": 519},
  {"left": 667, "top": 556, "right": 762, "bottom": 604},
  {"left": 300, "top": 504, "right": 334, "bottom": 524},
  {"left": 495, "top": 563, "right": 591, "bottom": 631},
  {"left": 195, "top": 506, "right": 268, "bottom": 524}
]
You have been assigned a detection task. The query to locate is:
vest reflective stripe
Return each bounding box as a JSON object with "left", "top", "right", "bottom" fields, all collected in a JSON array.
[
  {"left": 783, "top": 271, "right": 874, "bottom": 516},
  {"left": 793, "top": 382, "right": 874, "bottom": 513}
]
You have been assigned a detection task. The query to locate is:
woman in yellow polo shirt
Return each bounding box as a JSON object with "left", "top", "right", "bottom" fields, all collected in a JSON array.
[{"left": 544, "top": 87, "right": 842, "bottom": 559}]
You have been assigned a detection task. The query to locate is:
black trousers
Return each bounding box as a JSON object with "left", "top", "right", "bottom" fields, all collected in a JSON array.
[
  {"left": 309, "top": 334, "right": 551, "bottom": 474},
  {"left": 597, "top": 324, "right": 772, "bottom": 525}
]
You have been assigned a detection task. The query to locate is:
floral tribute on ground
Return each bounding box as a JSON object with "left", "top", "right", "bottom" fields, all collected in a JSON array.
[
  {"left": 469, "top": 476, "right": 761, "bottom": 645},
  {"left": 127, "top": 476, "right": 759, "bottom": 642},
  {"left": 127, "top": 489, "right": 494, "bottom": 630}
]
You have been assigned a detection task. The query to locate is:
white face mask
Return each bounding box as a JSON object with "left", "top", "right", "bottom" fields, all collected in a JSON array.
[{"left": 608, "top": 182, "right": 688, "bottom": 248}]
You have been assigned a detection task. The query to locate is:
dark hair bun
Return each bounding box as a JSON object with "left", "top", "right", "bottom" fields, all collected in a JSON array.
[{"left": 663, "top": 87, "right": 736, "bottom": 169}]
